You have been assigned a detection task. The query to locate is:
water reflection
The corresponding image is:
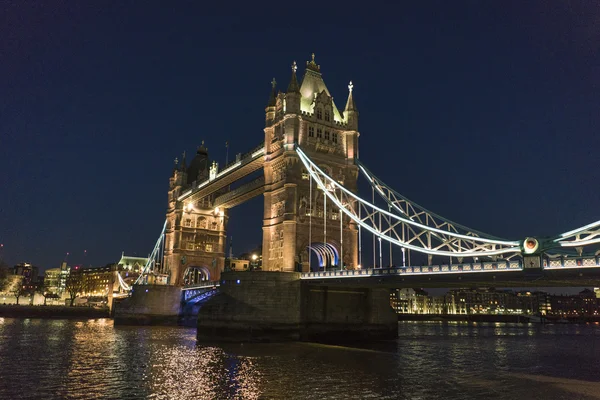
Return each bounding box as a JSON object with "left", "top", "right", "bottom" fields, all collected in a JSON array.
[{"left": 1, "top": 319, "right": 600, "bottom": 399}]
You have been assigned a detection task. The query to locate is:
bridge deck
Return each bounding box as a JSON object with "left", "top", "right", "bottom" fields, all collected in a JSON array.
[{"left": 178, "top": 143, "right": 264, "bottom": 203}]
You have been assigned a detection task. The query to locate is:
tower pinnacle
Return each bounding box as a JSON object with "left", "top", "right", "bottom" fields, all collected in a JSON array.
[
  {"left": 345, "top": 80, "right": 357, "bottom": 112},
  {"left": 268, "top": 78, "right": 277, "bottom": 106},
  {"left": 306, "top": 53, "right": 320, "bottom": 72},
  {"left": 287, "top": 60, "right": 300, "bottom": 93}
]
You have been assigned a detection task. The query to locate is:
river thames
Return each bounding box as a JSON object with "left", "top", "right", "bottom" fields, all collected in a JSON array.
[{"left": 0, "top": 318, "right": 599, "bottom": 399}]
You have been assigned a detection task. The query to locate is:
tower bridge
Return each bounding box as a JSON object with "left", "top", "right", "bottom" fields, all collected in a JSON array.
[{"left": 115, "top": 54, "right": 600, "bottom": 341}]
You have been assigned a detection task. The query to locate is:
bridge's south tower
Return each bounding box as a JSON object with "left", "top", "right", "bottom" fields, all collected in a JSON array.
[
  {"left": 262, "top": 55, "right": 360, "bottom": 272},
  {"left": 164, "top": 145, "right": 228, "bottom": 285}
]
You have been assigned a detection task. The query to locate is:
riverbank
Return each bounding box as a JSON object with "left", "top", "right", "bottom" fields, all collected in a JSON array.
[
  {"left": 397, "top": 314, "right": 600, "bottom": 324},
  {"left": 0, "top": 305, "right": 109, "bottom": 319}
]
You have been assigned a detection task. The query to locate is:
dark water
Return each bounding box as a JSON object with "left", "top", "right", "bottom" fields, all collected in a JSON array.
[{"left": 1, "top": 318, "right": 599, "bottom": 399}]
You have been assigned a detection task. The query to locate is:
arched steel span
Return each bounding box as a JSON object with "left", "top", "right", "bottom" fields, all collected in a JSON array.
[
  {"left": 296, "top": 145, "right": 522, "bottom": 258},
  {"left": 552, "top": 220, "right": 600, "bottom": 248},
  {"left": 356, "top": 152, "right": 600, "bottom": 254},
  {"left": 134, "top": 219, "right": 167, "bottom": 285}
]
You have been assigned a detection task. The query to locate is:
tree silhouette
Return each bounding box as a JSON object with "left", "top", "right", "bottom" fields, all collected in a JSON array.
[{"left": 65, "top": 272, "right": 85, "bottom": 307}]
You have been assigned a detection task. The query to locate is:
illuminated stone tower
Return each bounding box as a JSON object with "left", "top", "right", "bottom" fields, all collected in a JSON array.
[
  {"left": 164, "top": 144, "right": 228, "bottom": 285},
  {"left": 262, "top": 54, "right": 360, "bottom": 272}
]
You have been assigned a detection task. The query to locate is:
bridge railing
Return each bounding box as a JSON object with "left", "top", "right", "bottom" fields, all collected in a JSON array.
[
  {"left": 182, "top": 281, "right": 221, "bottom": 290},
  {"left": 544, "top": 256, "right": 600, "bottom": 269},
  {"left": 301, "top": 261, "right": 523, "bottom": 279}
]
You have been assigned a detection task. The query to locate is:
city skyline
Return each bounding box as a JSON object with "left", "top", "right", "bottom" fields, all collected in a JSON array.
[{"left": 1, "top": 2, "right": 599, "bottom": 271}]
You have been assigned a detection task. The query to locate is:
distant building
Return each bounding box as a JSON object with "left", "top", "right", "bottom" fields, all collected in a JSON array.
[
  {"left": 13, "top": 263, "right": 39, "bottom": 285},
  {"left": 390, "top": 287, "right": 559, "bottom": 316},
  {"left": 390, "top": 288, "right": 439, "bottom": 314},
  {"left": 227, "top": 258, "right": 250, "bottom": 272},
  {"left": 238, "top": 246, "right": 263, "bottom": 270}
]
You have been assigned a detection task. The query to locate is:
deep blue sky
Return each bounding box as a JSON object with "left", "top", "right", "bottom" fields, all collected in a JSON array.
[{"left": 1, "top": 2, "right": 599, "bottom": 271}]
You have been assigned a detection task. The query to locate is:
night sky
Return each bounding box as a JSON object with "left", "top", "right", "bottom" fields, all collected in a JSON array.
[{"left": 1, "top": 2, "right": 599, "bottom": 274}]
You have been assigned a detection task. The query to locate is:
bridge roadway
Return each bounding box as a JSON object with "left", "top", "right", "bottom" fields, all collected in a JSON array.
[
  {"left": 178, "top": 142, "right": 264, "bottom": 204},
  {"left": 301, "top": 265, "right": 600, "bottom": 288}
]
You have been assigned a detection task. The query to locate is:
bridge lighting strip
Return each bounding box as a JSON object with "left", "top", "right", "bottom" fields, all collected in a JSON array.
[
  {"left": 297, "top": 147, "right": 519, "bottom": 248},
  {"left": 178, "top": 148, "right": 265, "bottom": 201},
  {"left": 558, "top": 237, "right": 600, "bottom": 247},
  {"left": 357, "top": 163, "right": 509, "bottom": 241},
  {"left": 300, "top": 267, "right": 523, "bottom": 280},
  {"left": 182, "top": 284, "right": 220, "bottom": 290},
  {"left": 543, "top": 265, "right": 600, "bottom": 270},
  {"left": 296, "top": 148, "right": 520, "bottom": 257},
  {"left": 555, "top": 220, "right": 600, "bottom": 241}
]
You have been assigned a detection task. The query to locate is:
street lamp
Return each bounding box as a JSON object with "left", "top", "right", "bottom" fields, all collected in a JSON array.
[{"left": 251, "top": 254, "right": 258, "bottom": 271}]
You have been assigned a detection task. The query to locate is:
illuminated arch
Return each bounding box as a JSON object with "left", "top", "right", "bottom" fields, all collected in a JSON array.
[
  {"left": 183, "top": 266, "right": 211, "bottom": 285},
  {"left": 307, "top": 242, "right": 339, "bottom": 268}
]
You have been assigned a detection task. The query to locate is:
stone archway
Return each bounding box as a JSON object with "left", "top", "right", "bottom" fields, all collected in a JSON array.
[{"left": 182, "top": 266, "right": 211, "bottom": 286}]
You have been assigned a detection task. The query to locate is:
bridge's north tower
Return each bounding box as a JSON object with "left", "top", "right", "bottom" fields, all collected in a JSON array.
[{"left": 262, "top": 55, "right": 360, "bottom": 272}]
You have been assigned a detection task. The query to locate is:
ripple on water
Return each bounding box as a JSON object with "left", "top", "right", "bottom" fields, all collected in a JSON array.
[{"left": 1, "top": 320, "right": 600, "bottom": 399}]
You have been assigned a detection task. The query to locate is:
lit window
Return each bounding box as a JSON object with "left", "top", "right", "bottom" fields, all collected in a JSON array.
[
  {"left": 317, "top": 128, "right": 322, "bottom": 138},
  {"left": 324, "top": 110, "right": 330, "bottom": 121},
  {"left": 308, "top": 126, "right": 314, "bottom": 137},
  {"left": 187, "top": 242, "right": 194, "bottom": 250},
  {"left": 302, "top": 171, "right": 309, "bottom": 180},
  {"left": 206, "top": 244, "right": 213, "bottom": 252},
  {"left": 331, "top": 213, "right": 338, "bottom": 220},
  {"left": 316, "top": 109, "right": 322, "bottom": 119}
]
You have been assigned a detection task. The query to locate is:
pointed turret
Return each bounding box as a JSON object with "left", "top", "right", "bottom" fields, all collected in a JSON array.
[
  {"left": 179, "top": 151, "right": 187, "bottom": 171},
  {"left": 267, "top": 78, "right": 277, "bottom": 107},
  {"left": 265, "top": 78, "right": 278, "bottom": 126},
  {"left": 306, "top": 53, "right": 320, "bottom": 73},
  {"left": 298, "top": 53, "right": 344, "bottom": 122},
  {"left": 285, "top": 61, "right": 301, "bottom": 114},
  {"left": 344, "top": 81, "right": 359, "bottom": 129},
  {"left": 186, "top": 141, "right": 210, "bottom": 185},
  {"left": 287, "top": 61, "right": 300, "bottom": 93}
]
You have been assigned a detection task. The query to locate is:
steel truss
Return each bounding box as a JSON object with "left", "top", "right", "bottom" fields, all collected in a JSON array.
[
  {"left": 296, "top": 146, "right": 521, "bottom": 259},
  {"left": 134, "top": 219, "right": 167, "bottom": 285},
  {"left": 552, "top": 220, "right": 600, "bottom": 249}
]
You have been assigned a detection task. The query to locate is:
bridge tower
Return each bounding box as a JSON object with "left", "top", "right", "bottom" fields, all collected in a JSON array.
[
  {"left": 262, "top": 54, "right": 360, "bottom": 272},
  {"left": 164, "top": 144, "right": 229, "bottom": 285}
]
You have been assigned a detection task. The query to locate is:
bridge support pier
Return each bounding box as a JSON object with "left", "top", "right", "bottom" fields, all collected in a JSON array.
[
  {"left": 196, "top": 271, "right": 398, "bottom": 343},
  {"left": 113, "top": 285, "right": 182, "bottom": 325}
]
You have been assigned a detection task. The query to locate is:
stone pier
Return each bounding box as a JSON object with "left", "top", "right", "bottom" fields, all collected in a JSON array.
[
  {"left": 197, "top": 271, "right": 398, "bottom": 342},
  {"left": 113, "top": 284, "right": 182, "bottom": 325}
]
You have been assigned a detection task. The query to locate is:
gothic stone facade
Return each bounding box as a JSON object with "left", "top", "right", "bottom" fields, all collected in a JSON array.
[
  {"left": 164, "top": 55, "right": 360, "bottom": 284},
  {"left": 261, "top": 56, "right": 360, "bottom": 272},
  {"left": 164, "top": 146, "right": 228, "bottom": 286}
]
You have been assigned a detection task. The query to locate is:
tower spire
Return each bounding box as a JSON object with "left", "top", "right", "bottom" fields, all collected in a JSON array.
[
  {"left": 345, "top": 81, "right": 357, "bottom": 112},
  {"left": 267, "top": 78, "right": 277, "bottom": 107},
  {"left": 306, "top": 53, "right": 320, "bottom": 73},
  {"left": 287, "top": 61, "right": 300, "bottom": 93},
  {"left": 180, "top": 150, "right": 187, "bottom": 171}
]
